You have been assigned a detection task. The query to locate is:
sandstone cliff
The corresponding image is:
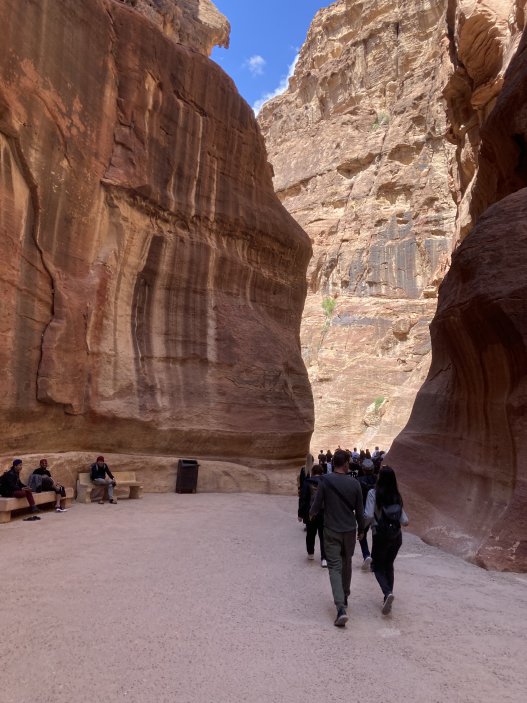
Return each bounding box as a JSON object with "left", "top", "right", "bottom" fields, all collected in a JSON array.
[
  {"left": 259, "top": 0, "right": 457, "bottom": 452},
  {"left": 259, "top": 0, "right": 527, "bottom": 569},
  {"left": 121, "top": 0, "right": 230, "bottom": 55},
  {"left": 0, "top": 0, "right": 313, "bottom": 471},
  {"left": 390, "top": 0, "right": 527, "bottom": 571}
]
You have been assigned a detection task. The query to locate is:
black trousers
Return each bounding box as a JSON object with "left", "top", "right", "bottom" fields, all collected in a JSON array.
[
  {"left": 41, "top": 477, "right": 66, "bottom": 496},
  {"left": 306, "top": 514, "right": 326, "bottom": 560},
  {"left": 371, "top": 532, "right": 402, "bottom": 597}
]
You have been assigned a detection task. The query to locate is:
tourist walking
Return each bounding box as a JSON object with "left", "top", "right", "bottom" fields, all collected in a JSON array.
[
  {"left": 298, "top": 465, "right": 327, "bottom": 566},
  {"left": 357, "top": 459, "right": 376, "bottom": 570},
  {"left": 310, "top": 449, "right": 365, "bottom": 627},
  {"left": 364, "top": 466, "right": 409, "bottom": 614}
]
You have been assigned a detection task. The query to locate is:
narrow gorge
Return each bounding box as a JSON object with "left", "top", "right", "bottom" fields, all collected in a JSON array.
[
  {"left": 259, "top": 0, "right": 527, "bottom": 570},
  {"left": 1, "top": 0, "right": 526, "bottom": 570}
]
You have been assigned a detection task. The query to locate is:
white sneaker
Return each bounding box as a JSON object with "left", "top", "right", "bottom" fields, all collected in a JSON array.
[
  {"left": 361, "top": 556, "right": 372, "bottom": 571},
  {"left": 382, "top": 593, "right": 394, "bottom": 615},
  {"left": 307, "top": 554, "right": 314, "bottom": 560},
  {"left": 55, "top": 507, "right": 68, "bottom": 513},
  {"left": 321, "top": 559, "right": 328, "bottom": 568}
]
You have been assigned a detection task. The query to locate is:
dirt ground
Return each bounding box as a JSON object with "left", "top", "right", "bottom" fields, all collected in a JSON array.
[{"left": 1, "top": 493, "right": 526, "bottom": 703}]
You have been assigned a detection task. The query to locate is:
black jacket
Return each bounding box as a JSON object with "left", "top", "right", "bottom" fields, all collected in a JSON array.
[
  {"left": 358, "top": 474, "right": 377, "bottom": 506},
  {"left": 298, "top": 475, "right": 323, "bottom": 522},
  {"left": 0, "top": 468, "right": 26, "bottom": 497},
  {"left": 90, "top": 463, "right": 114, "bottom": 481},
  {"left": 32, "top": 467, "right": 51, "bottom": 477}
]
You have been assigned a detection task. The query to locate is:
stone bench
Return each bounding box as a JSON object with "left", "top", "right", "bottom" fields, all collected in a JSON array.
[
  {"left": 76, "top": 471, "right": 143, "bottom": 503},
  {"left": 0, "top": 488, "right": 74, "bottom": 523}
]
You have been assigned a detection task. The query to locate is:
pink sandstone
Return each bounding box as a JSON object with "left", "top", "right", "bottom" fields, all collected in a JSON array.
[{"left": 0, "top": 0, "right": 313, "bottom": 472}]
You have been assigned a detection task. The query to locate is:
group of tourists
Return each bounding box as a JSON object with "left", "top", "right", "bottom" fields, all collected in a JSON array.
[
  {"left": 315, "top": 446, "right": 386, "bottom": 475},
  {"left": 297, "top": 447, "right": 408, "bottom": 627},
  {"left": 0, "top": 455, "right": 119, "bottom": 517}
]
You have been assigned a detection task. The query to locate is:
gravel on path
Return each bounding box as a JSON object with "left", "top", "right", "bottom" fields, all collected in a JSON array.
[{"left": 1, "top": 493, "right": 526, "bottom": 703}]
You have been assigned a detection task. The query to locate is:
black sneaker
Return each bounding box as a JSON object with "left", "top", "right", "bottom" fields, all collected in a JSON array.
[
  {"left": 334, "top": 607, "right": 348, "bottom": 627},
  {"left": 30, "top": 506, "right": 41, "bottom": 513}
]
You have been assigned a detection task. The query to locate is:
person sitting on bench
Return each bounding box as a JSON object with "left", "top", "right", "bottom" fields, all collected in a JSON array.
[
  {"left": 29, "top": 459, "right": 68, "bottom": 512},
  {"left": 90, "top": 456, "right": 117, "bottom": 504},
  {"left": 0, "top": 459, "right": 40, "bottom": 513}
]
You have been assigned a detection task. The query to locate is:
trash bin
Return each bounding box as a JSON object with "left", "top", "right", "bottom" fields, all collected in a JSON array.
[{"left": 176, "top": 459, "right": 199, "bottom": 494}]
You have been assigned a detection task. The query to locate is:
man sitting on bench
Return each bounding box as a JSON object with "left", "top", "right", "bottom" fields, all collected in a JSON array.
[
  {"left": 29, "top": 459, "right": 68, "bottom": 513},
  {"left": 90, "top": 456, "right": 117, "bottom": 504},
  {"left": 0, "top": 459, "right": 40, "bottom": 513}
]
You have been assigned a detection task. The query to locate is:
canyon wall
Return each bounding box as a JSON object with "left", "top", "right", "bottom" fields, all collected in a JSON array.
[
  {"left": 260, "top": 0, "right": 527, "bottom": 568},
  {"left": 390, "top": 1, "right": 527, "bottom": 571},
  {"left": 258, "top": 0, "right": 457, "bottom": 452},
  {"left": 0, "top": 0, "right": 313, "bottom": 473}
]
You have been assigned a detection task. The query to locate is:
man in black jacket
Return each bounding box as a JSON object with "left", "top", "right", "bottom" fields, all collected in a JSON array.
[
  {"left": 90, "top": 456, "right": 117, "bottom": 504},
  {"left": 29, "top": 459, "right": 67, "bottom": 512},
  {"left": 0, "top": 459, "right": 39, "bottom": 512},
  {"left": 310, "top": 450, "right": 365, "bottom": 627}
]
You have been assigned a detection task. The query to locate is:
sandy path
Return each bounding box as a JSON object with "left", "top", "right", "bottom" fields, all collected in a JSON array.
[{"left": 1, "top": 493, "right": 526, "bottom": 703}]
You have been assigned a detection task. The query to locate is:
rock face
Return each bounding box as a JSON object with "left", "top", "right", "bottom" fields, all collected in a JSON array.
[
  {"left": 121, "top": 0, "right": 230, "bottom": 55},
  {"left": 258, "top": 0, "right": 457, "bottom": 451},
  {"left": 442, "top": 0, "right": 527, "bottom": 241},
  {"left": 391, "top": 191, "right": 527, "bottom": 571},
  {"left": 260, "top": 0, "right": 527, "bottom": 569},
  {"left": 390, "top": 2, "right": 527, "bottom": 571},
  {"left": 0, "top": 0, "right": 313, "bottom": 470}
]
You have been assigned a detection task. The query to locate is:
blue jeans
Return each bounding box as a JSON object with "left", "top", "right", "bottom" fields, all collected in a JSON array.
[
  {"left": 93, "top": 478, "right": 114, "bottom": 500},
  {"left": 359, "top": 524, "right": 371, "bottom": 559}
]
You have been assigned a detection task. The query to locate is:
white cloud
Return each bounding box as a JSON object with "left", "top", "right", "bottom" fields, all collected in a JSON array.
[
  {"left": 245, "top": 55, "right": 266, "bottom": 77},
  {"left": 252, "top": 53, "right": 299, "bottom": 114}
]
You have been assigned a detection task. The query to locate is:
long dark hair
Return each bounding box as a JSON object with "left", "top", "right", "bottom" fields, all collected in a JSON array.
[{"left": 375, "top": 466, "right": 403, "bottom": 509}]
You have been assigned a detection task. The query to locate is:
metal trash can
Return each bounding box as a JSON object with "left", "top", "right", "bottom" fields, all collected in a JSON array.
[{"left": 176, "top": 459, "right": 199, "bottom": 494}]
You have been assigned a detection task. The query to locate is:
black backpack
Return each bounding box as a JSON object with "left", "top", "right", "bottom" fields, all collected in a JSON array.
[
  {"left": 358, "top": 474, "right": 376, "bottom": 505},
  {"left": 376, "top": 503, "right": 402, "bottom": 542}
]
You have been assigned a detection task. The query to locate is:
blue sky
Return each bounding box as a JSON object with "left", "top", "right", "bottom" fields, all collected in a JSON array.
[{"left": 211, "top": 1, "right": 329, "bottom": 112}]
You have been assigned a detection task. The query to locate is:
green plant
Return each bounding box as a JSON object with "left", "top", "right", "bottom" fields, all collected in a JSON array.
[
  {"left": 321, "top": 297, "right": 337, "bottom": 318},
  {"left": 372, "top": 111, "right": 390, "bottom": 130},
  {"left": 373, "top": 396, "right": 385, "bottom": 411}
]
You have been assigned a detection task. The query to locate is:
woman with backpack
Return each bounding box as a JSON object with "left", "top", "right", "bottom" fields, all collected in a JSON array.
[{"left": 364, "top": 466, "right": 409, "bottom": 614}]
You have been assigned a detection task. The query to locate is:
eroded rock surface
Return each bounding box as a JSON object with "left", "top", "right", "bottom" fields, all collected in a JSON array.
[
  {"left": 258, "top": 0, "right": 457, "bottom": 451},
  {"left": 391, "top": 9, "right": 527, "bottom": 571},
  {"left": 0, "top": 0, "right": 313, "bottom": 470},
  {"left": 120, "top": 0, "right": 230, "bottom": 55},
  {"left": 443, "top": 0, "right": 526, "bottom": 240},
  {"left": 260, "top": 0, "right": 527, "bottom": 569}
]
